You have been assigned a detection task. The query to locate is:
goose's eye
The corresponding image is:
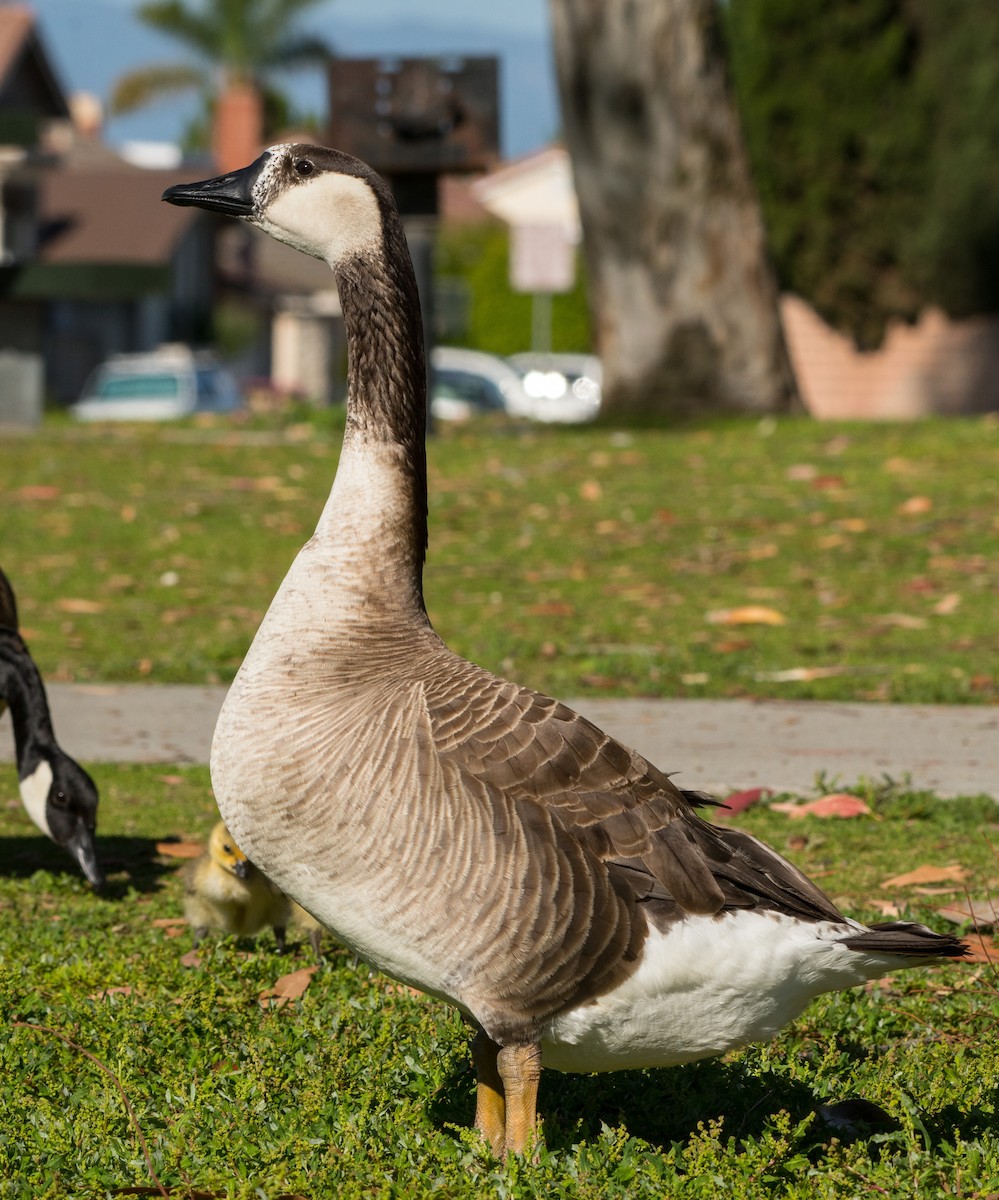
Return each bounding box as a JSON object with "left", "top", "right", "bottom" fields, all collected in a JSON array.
[
  {"left": 53, "top": 790, "right": 67, "bottom": 807},
  {"left": 223, "top": 843, "right": 232, "bottom": 854},
  {"left": 294, "top": 158, "right": 315, "bottom": 177}
]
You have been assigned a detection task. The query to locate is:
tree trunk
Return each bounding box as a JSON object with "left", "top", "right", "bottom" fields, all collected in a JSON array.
[{"left": 549, "top": 0, "right": 799, "bottom": 417}]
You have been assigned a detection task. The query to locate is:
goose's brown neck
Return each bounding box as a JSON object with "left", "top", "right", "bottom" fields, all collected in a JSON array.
[{"left": 335, "top": 214, "right": 428, "bottom": 575}]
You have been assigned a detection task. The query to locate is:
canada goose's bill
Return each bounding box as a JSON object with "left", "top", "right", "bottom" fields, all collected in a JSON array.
[{"left": 162, "top": 144, "right": 386, "bottom": 267}]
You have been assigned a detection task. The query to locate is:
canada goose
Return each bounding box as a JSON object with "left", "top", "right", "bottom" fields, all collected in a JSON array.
[
  {"left": 164, "top": 146, "right": 967, "bottom": 1157},
  {"left": 183, "top": 820, "right": 291, "bottom": 952},
  {"left": 0, "top": 566, "right": 104, "bottom": 889}
]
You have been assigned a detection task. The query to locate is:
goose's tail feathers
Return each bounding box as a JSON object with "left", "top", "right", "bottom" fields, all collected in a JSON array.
[{"left": 841, "top": 921, "right": 969, "bottom": 959}]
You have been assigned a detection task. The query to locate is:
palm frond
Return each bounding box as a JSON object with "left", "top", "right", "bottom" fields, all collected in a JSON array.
[
  {"left": 261, "top": 34, "right": 332, "bottom": 71},
  {"left": 109, "top": 63, "right": 207, "bottom": 115},
  {"left": 136, "top": 0, "right": 220, "bottom": 59}
]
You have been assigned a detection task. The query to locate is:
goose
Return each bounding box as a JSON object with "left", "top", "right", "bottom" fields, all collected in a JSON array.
[
  {"left": 183, "top": 819, "right": 292, "bottom": 952},
  {"left": 0, "top": 566, "right": 104, "bottom": 889},
  {"left": 163, "top": 145, "right": 967, "bottom": 1157}
]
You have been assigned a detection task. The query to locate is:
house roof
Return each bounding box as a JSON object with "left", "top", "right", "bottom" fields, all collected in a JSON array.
[
  {"left": 472, "top": 145, "right": 579, "bottom": 237},
  {"left": 0, "top": 5, "right": 68, "bottom": 117},
  {"left": 37, "top": 165, "right": 194, "bottom": 266}
]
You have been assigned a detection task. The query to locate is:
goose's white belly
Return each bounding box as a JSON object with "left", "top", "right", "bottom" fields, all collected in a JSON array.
[{"left": 541, "top": 910, "right": 872, "bottom": 1073}]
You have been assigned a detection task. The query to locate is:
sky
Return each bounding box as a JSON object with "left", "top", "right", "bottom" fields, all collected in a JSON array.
[{"left": 27, "top": 0, "right": 559, "bottom": 159}]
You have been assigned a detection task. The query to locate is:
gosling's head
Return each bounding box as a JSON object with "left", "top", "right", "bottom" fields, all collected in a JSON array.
[
  {"left": 207, "top": 821, "right": 251, "bottom": 880},
  {"left": 162, "top": 143, "right": 394, "bottom": 267}
]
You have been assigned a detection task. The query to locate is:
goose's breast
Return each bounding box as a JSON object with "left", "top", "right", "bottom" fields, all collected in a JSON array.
[{"left": 541, "top": 910, "right": 869, "bottom": 1073}]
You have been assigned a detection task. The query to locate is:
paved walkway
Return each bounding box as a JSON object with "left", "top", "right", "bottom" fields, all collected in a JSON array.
[{"left": 2, "top": 684, "right": 996, "bottom": 799}]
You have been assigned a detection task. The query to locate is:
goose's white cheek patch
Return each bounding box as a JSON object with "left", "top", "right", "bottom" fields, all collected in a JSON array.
[
  {"left": 256, "top": 173, "right": 382, "bottom": 264},
  {"left": 20, "top": 760, "right": 53, "bottom": 838}
]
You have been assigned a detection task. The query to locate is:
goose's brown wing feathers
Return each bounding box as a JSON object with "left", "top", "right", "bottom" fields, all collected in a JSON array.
[
  {"left": 420, "top": 656, "right": 860, "bottom": 927},
  {"left": 422, "top": 662, "right": 729, "bottom": 916}
]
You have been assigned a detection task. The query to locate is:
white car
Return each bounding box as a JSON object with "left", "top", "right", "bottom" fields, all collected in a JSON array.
[
  {"left": 507, "top": 353, "right": 602, "bottom": 423},
  {"left": 429, "top": 347, "right": 531, "bottom": 421},
  {"left": 73, "top": 347, "right": 243, "bottom": 421}
]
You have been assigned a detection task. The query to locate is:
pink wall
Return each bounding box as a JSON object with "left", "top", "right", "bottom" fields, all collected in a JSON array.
[{"left": 781, "top": 295, "right": 999, "bottom": 418}]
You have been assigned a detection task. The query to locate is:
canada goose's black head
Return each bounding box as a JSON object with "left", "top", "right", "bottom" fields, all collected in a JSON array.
[
  {"left": 19, "top": 750, "right": 104, "bottom": 889},
  {"left": 162, "top": 143, "right": 395, "bottom": 268}
]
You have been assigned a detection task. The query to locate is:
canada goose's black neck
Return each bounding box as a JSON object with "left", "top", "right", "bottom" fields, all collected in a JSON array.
[{"left": 0, "top": 629, "right": 56, "bottom": 772}]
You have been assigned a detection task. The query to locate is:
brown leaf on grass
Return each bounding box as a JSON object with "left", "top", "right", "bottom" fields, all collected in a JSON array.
[
  {"left": 259, "top": 965, "right": 319, "bottom": 1010},
  {"left": 898, "top": 495, "right": 933, "bottom": 515},
  {"left": 151, "top": 917, "right": 188, "bottom": 929},
  {"left": 755, "top": 666, "right": 846, "bottom": 682},
  {"left": 771, "top": 793, "right": 871, "bottom": 820},
  {"left": 880, "top": 864, "right": 967, "bottom": 890},
  {"left": 875, "top": 612, "right": 928, "bottom": 630},
  {"left": 785, "top": 463, "right": 817, "bottom": 481},
  {"left": 932, "top": 592, "right": 962, "bottom": 615},
  {"left": 706, "top": 605, "right": 785, "bottom": 626},
  {"left": 579, "top": 479, "right": 602, "bottom": 501},
  {"left": 88, "top": 986, "right": 134, "bottom": 1001},
  {"left": 719, "top": 787, "right": 773, "bottom": 818},
  {"left": 15, "top": 484, "right": 61, "bottom": 501},
  {"left": 56, "top": 598, "right": 105, "bottom": 615},
  {"left": 180, "top": 950, "right": 202, "bottom": 968},
  {"left": 527, "top": 602, "right": 574, "bottom": 617},
  {"left": 867, "top": 900, "right": 902, "bottom": 918},
  {"left": 937, "top": 898, "right": 999, "bottom": 929},
  {"left": 961, "top": 932, "right": 997, "bottom": 964},
  {"left": 156, "top": 840, "right": 204, "bottom": 859}
]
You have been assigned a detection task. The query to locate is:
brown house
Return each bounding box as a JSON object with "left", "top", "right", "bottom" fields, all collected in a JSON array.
[{"left": 0, "top": 5, "right": 216, "bottom": 416}]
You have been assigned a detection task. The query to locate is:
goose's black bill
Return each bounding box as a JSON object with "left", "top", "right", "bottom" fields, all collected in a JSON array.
[
  {"left": 162, "top": 155, "right": 265, "bottom": 216},
  {"left": 64, "top": 819, "right": 106, "bottom": 890}
]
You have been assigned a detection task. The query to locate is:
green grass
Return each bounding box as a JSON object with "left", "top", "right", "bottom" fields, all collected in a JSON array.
[
  {"left": 1, "top": 412, "right": 997, "bottom": 703},
  {"left": 0, "top": 769, "right": 997, "bottom": 1197}
]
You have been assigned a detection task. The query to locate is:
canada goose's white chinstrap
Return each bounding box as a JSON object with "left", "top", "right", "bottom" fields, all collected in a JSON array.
[
  {"left": 163, "top": 145, "right": 967, "bottom": 1157},
  {"left": 0, "top": 566, "right": 104, "bottom": 888}
]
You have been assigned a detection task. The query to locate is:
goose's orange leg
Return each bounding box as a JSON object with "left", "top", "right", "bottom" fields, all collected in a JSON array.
[
  {"left": 497, "top": 1042, "right": 542, "bottom": 1156},
  {"left": 471, "top": 1030, "right": 506, "bottom": 1157}
]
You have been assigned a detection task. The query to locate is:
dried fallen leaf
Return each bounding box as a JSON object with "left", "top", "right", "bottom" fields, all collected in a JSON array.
[
  {"left": 876, "top": 612, "right": 928, "bottom": 630},
  {"left": 719, "top": 787, "right": 772, "bottom": 818},
  {"left": 898, "top": 495, "right": 933, "bottom": 515},
  {"left": 932, "top": 592, "right": 962, "bottom": 615},
  {"left": 527, "top": 602, "right": 574, "bottom": 617},
  {"left": 15, "top": 484, "right": 61, "bottom": 501},
  {"left": 56, "top": 597, "right": 104, "bottom": 615},
  {"left": 579, "top": 479, "right": 602, "bottom": 501},
  {"left": 961, "top": 932, "right": 997, "bottom": 964},
  {"left": 937, "top": 898, "right": 999, "bottom": 929},
  {"left": 868, "top": 900, "right": 902, "bottom": 918},
  {"left": 785, "top": 463, "right": 818, "bottom": 481},
  {"left": 259, "top": 965, "right": 319, "bottom": 1010},
  {"left": 771, "top": 793, "right": 871, "bottom": 820},
  {"left": 88, "top": 986, "right": 134, "bottom": 1001},
  {"left": 151, "top": 917, "right": 189, "bottom": 929},
  {"left": 880, "top": 863, "right": 967, "bottom": 890},
  {"left": 156, "top": 841, "right": 204, "bottom": 859},
  {"left": 180, "top": 950, "right": 202, "bottom": 968},
  {"left": 755, "top": 666, "right": 846, "bottom": 683},
  {"left": 706, "top": 605, "right": 786, "bottom": 627}
]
